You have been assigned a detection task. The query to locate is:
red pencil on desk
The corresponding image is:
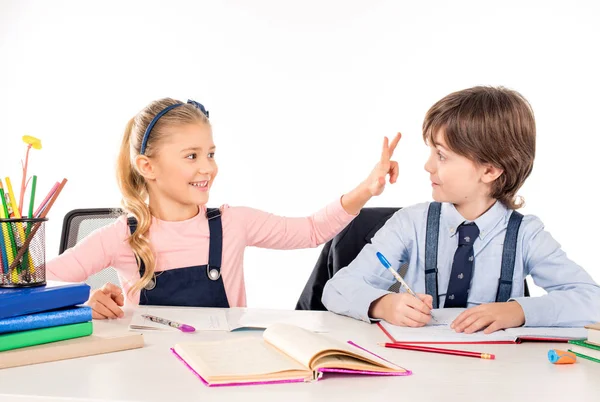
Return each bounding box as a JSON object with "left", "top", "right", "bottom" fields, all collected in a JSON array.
[{"left": 380, "top": 343, "right": 495, "bottom": 360}]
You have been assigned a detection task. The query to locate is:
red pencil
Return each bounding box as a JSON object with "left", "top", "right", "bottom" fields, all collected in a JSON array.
[{"left": 380, "top": 342, "right": 495, "bottom": 360}]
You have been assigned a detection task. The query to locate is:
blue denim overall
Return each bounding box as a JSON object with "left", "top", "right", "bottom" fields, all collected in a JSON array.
[{"left": 127, "top": 208, "right": 230, "bottom": 307}]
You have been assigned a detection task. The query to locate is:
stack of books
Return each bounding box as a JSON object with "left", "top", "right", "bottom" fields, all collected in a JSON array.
[
  {"left": 568, "top": 323, "right": 600, "bottom": 363},
  {"left": 0, "top": 283, "right": 93, "bottom": 352},
  {"left": 0, "top": 282, "right": 144, "bottom": 369}
]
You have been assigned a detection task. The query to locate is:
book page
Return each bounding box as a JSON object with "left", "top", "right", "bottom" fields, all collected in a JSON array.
[
  {"left": 174, "top": 337, "right": 308, "bottom": 379},
  {"left": 263, "top": 323, "right": 401, "bottom": 370},
  {"left": 129, "top": 307, "right": 229, "bottom": 332},
  {"left": 313, "top": 354, "right": 401, "bottom": 373}
]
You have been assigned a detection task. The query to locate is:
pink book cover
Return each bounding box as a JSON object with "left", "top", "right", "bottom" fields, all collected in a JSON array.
[{"left": 171, "top": 340, "right": 411, "bottom": 387}]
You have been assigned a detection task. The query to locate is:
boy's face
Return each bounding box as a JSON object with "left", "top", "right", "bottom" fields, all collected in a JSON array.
[
  {"left": 424, "top": 130, "right": 492, "bottom": 206},
  {"left": 143, "top": 123, "right": 218, "bottom": 209}
]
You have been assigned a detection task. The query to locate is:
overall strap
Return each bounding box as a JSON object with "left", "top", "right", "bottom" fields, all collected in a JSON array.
[
  {"left": 496, "top": 210, "right": 524, "bottom": 302},
  {"left": 127, "top": 210, "right": 224, "bottom": 275},
  {"left": 425, "top": 202, "right": 442, "bottom": 308},
  {"left": 206, "top": 208, "right": 223, "bottom": 271},
  {"left": 127, "top": 216, "right": 138, "bottom": 234},
  {"left": 127, "top": 217, "right": 146, "bottom": 275}
]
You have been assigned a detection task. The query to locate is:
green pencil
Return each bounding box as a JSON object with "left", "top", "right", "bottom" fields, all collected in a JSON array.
[
  {"left": 28, "top": 176, "right": 37, "bottom": 220},
  {"left": 23, "top": 175, "right": 38, "bottom": 276}
]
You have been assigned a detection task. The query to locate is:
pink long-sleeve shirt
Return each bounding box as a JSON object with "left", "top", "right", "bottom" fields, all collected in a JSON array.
[{"left": 46, "top": 199, "right": 355, "bottom": 306}]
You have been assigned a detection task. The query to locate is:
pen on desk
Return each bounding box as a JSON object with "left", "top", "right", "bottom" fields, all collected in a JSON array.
[
  {"left": 379, "top": 342, "right": 495, "bottom": 360},
  {"left": 142, "top": 314, "right": 196, "bottom": 333},
  {"left": 376, "top": 251, "right": 437, "bottom": 322}
]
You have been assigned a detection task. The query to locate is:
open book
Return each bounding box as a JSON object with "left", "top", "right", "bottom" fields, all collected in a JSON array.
[
  {"left": 379, "top": 308, "right": 588, "bottom": 344},
  {"left": 171, "top": 323, "right": 410, "bottom": 386}
]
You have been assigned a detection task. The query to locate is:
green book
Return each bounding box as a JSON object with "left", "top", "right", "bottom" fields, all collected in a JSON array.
[
  {"left": 568, "top": 339, "right": 600, "bottom": 364},
  {"left": 0, "top": 322, "right": 93, "bottom": 352}
]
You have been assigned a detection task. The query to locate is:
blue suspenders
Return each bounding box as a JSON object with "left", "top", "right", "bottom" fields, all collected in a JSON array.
[{"left": 424, "top": 202, "right": 524, "bottom": 307}]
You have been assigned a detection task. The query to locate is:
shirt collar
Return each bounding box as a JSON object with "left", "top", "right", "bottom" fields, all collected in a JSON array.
[{"left": 443, "top": 201, "right": 509, "bottom": 240}]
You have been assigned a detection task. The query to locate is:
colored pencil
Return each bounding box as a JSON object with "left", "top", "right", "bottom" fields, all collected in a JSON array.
[
  {"left": 8, "top": 179, "right": 67, "bottom": 272},
  {"left": 0, "top": 182, "right": 18, "bottom": 281},
  {"left": 23, "top": 175, "right": 38, "bottom": 275},
  {"left": 5, "top": 177, "right": 35, "bottom": 274},
  {"left": 33, "top": 182, "right": 59, "bottom": 218},
  {"left": 380, "top": 342, "right": 495, "bottom": 359}
]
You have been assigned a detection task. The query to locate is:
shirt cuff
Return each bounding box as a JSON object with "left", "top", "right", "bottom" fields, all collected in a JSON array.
[
  {"left": 510, "top": 296, "right": 553, "bottom": 327},
  {"left": 354, "top": 287, "right": 392, "bottom": 323}
]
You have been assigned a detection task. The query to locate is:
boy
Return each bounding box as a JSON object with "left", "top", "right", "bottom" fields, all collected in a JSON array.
[{"left": 322, "top": 86, "right": 600, "bottom": 333}]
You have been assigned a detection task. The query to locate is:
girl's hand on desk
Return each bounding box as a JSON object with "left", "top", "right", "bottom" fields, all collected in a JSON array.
[
  {"left": 451, "top": 301, "right": 526, "bottom": 334},
  {"left": 86, "top": 283, "right": 125, "bottom": 319},
  {"left": 369, "top": 292, "right": 433, "bottom": 327}
]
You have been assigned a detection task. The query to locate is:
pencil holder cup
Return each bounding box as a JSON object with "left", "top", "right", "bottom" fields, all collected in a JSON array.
[{"left": 0, "top": 217, "right": 48, "bottom": 288}]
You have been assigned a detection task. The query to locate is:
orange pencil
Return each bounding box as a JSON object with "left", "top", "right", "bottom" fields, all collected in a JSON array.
[{"left": 380, "top": 342, "right": 495, "bottom": 360}]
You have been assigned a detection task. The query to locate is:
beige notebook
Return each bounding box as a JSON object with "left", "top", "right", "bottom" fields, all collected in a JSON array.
[
  {"left": 0, "top": 329, "right": 144, "bottom": 369},
  {"left": 586, "top": 323, "right": 600, "bottom": 346},
  {"left": 171, "top": 323, "right": 409, "bottom": 386}
]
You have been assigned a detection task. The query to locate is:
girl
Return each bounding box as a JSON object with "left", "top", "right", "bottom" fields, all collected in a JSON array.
[{"left": 47, "top": 98, "right": 401, "bottom": 319}]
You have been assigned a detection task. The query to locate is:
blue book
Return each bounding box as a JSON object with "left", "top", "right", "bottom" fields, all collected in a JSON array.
[
  {"left": 0, "top": 283, "right": 90, "bottom": 320},
  {"left": 0, "top": 306, "right": 92, "bottom": 334}
]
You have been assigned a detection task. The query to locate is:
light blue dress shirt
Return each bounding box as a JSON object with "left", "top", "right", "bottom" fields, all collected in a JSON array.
[{"left": 322, "top": 201, "right": 600, "bottom": 327}]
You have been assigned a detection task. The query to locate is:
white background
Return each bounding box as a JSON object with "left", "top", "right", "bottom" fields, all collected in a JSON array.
[{"left": 1, "top": 0, "right": 598, "bottom": 308}]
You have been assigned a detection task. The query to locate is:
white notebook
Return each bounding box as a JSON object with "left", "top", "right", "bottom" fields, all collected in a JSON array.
[
  {"left": 129, "top": 307, "right": 230, "bottom": 332},
  {"left": 380, "top": 308, "right": 587, "bottom": 343},
  {"left": 129, "top": 307, "right": 330, "bottom": 333}
]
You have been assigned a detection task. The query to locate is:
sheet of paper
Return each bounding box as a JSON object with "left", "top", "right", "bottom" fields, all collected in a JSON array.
[
  {"left": 426, "top": 308, "right": 465, "bottom": 326},
  {"left": 381, "top": 320, "right": 515, "bottom": 343},
  {"left": 227, "top": 308, "right": 330, "bottom": 332},
  {"left": 381, "top": 307, "right": 588, "bottom": 342},
  {"left": 129, "top": 307, "right": 229, "bottom": 332}
]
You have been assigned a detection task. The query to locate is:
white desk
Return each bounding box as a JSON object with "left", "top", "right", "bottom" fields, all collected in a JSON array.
[{"left": 1, "top": 308, "right": 599, "bottom": 402}]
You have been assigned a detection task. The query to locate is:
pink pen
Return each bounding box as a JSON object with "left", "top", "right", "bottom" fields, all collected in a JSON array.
[{"left": 142, "top": 314, "right": 196, "bottom": 333}]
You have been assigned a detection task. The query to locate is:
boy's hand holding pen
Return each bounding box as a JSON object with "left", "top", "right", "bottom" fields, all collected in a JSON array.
[{"left": 368, "top": 252, "right": 436, "bottom": 327}]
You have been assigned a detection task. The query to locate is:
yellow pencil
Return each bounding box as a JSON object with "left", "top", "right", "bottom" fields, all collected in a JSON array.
[
  {"left": 5, "top": 177, "right": 35, "bottom": 275},
  {"left": 0, "top": 182, "right": 18, "bottom": 282}
]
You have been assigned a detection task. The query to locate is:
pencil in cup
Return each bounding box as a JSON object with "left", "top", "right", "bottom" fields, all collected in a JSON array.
[
  {"left": 3, "top": 177, "right": 36, "bottom": 275},
  {"left": 380, "top": 342, "right": 495, "bottom": 360},
  {"left": 376, "top": 252, "right": 437, "bottom": 322},
  {"left": 22, "top": 175, "right": 38, "bottom": 275},
  {"left": 0, "top": 183, "right": 18, "bottom": 282},
  {"left": 7, "top": 179, "right": 67, "bottom": 273},
  {"left": 0, "top": 217, "right": 48, "bottom": 287}
]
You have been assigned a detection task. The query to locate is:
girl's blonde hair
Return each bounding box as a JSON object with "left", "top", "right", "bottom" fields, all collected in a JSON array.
[{"left": 116, "top": 98, "right": 210, "bottom": 295}]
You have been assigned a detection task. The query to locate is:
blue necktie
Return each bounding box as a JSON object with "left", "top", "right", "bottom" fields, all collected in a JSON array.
[{"left": 444, "top": 223, "right": 480, "bottom": 308}]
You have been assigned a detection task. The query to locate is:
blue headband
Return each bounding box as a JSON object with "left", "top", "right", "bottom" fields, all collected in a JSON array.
[{"left": 139, "top": 99, "right": 210, "bottom": 155}]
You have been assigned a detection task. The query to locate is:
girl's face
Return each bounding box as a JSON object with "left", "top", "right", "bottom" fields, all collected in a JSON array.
[{"left": 142, "top": 123, "right": 218, "bottom": 213}]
